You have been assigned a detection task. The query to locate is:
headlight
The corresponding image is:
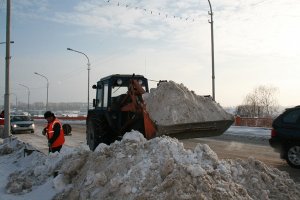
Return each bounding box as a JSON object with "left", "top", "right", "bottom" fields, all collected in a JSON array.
[
  {"left": 13, "top": 124, "right": 17, "bottom": 128},
  {"left": 32, "top": 124, "right": 35, "bottom": 128},
  {"left": 117, "top": 79, "right": 122, "bottom": 85},
  {"left": 138, "top": 79, "right": 143, "bottom": 85}
]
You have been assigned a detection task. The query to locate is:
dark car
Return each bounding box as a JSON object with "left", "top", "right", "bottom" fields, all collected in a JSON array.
[
  {"left": 269, "top": 106, "right": 300, "bottom": 168},
  {"left": 10, "top": 115, "right": 35, "bottom": 134}
]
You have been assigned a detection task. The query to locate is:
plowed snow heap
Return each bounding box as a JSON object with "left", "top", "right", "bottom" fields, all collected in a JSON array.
[
  {"left": 2, "top": 133, "right": 299, "bottom": 200},
  {"left": 143, "top": 81, "right": 233, "bottom": 139},
  {"left": 144, "top": 81, "right": 233, "bottom": 126}
]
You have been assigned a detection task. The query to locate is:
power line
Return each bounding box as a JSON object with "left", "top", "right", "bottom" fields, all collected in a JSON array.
[{"left": 101, "top": 0, "right": 208, "bottom": 23}]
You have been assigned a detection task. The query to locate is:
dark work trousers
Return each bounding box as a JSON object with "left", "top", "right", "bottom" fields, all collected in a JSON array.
[{"left": 49, "top": 145, "right": 62, "bottom": 153}]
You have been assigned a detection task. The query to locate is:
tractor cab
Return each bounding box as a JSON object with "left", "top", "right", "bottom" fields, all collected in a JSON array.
[
  {"left": 87, "top": 74, "right": 153, "bottom": 150},
  {"left": 92, "top": 74, "right": 149, "bottom": 111}
]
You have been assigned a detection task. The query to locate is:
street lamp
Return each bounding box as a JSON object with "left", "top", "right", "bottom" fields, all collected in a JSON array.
[
  {"left": 207, "top": 0, "right": 215, "bottom": 101},
  {"left": 34, "top": 72, "right": 49, "bottom": 111},
  {"left": 19, "top": 84, "right": 30, "bottom": 112},
  {"left": 67, "top": 48, "right": 91, "bottom": 111},
  {"left": 0, "top": 41, "right": 14, "bottom": 44}
]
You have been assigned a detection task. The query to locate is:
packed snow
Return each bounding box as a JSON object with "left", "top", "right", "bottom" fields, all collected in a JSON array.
[
  {"left": 0, "top": 132, "right": 299, "bottom": 200},
  {"left": 144, "top": 81, "right": 234, "bottom": 126}
]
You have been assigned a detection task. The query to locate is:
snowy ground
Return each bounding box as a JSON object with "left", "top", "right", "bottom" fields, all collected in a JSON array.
[
  {"left": 225, "top": 126, "right": 271, "bottom": 138},
  {"left": 0, "top": 127, "right": 299, "bottom": 200},
  {"left": 0, "top": 138, "right": 71, "bottom": 200}
]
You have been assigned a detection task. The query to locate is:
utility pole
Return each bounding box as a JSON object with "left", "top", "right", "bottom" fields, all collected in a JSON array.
[
  {"left": 208, "top": 0, "right": 215, "bottom": 101},
  {"left": 3, "top": 0, "right": 11, "bottom": 138}
]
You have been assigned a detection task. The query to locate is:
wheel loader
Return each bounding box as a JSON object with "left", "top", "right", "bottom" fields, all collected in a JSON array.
[{"left": 86, "top": 74, "right": 233, "bottom": 150}]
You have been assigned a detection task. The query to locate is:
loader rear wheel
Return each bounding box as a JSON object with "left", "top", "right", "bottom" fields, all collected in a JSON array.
[{"left": 87, "top": 117, "right": 111, "bottom": 151}]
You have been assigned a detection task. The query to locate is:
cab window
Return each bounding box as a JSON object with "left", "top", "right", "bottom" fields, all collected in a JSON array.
[
  {"left": 103, "top": 84, "right": 108, "bottom": 108},
  {"left": 112, "top": 86, "right": 128, "bottom": 98},
  {"left": 96, "top": 85, "right": 103, "bottom": 107}
]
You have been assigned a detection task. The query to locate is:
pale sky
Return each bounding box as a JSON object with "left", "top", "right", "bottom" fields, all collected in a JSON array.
[{"left": 0, "top": 0, "right": 299, "bottom": 108}]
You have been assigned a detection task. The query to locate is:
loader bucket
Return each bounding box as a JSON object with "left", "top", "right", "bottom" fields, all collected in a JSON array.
[{"left": 156, "top": 119, "right": 234, "bottom": 139}]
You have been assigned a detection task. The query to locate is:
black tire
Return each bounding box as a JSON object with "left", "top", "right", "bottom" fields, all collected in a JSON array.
[
  {"left": 87, "top": 120, "right": 99, "bottom": 151},
  {"left": 62, "top": 124, "right": 72, "bottom": 136},
  {"left": 286, "top": 144, "right": 300, "bottom": 169},
  {"left": 87, "top": 117, "right": 112, "bottom": 151},
  {"left": 31, "top": 130, "right": 34, "bottom": 133}
]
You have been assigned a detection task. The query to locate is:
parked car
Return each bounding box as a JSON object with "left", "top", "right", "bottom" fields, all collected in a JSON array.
[
  {"left": 10, "top": 115, "right": 35, "bottom": 134},
  {"left": 0, "top": 110, "right": 4, "bottom": 126},
  {"left": 269, "top": 106, "right": 300, "bottom": 168}
]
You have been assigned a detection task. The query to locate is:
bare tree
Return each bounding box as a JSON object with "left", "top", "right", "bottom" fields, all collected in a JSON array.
[
  {"left": 256, "top": 86, "right": 279, "bottom": 117},
  {"left": 237, "top": 85, "right": 279, "bottom": 117}
]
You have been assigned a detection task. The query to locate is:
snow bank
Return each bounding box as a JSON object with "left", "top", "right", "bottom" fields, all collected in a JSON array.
[
  {"left": 1, "top": 133, "right": 299, "bottom": 200},
  {"left": 0, "top": 137, "right": 88, "bottom": 200},
  {"left": 144, "top": 81, "right": 234, "bottom": 126},
  {"left": 51, "top": 131, "right": 300, "bottom": 200}
]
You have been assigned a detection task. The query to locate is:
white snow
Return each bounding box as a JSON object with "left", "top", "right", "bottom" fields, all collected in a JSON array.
[
  {"left": 0, "top": 132, "right": 299, "bottom": 200},
  {"left": 225, "top": 126, "right": 271, "bottom": 138},
  {"left": 144, "top": 81, "right": 233, "bottom": 125}
]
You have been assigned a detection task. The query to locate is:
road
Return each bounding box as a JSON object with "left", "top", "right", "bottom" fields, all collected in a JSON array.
[{"left": 15, "top": 122, "right": 300, "bottom": 184}]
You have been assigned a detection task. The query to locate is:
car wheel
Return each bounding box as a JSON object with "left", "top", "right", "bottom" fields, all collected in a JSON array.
[{"left": 286, "top": 144, "right": 300, "bottom": 169}]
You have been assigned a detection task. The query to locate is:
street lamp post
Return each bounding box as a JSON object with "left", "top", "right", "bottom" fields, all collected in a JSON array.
[
  {"left": 3, "top": 0, "right": 11, "bottom": 138},
  {"left": 19, "top": 84, "right": 30, "bottom": 112},
  {"left": 208, "top": 0, "right": 215, "bottom": 101},
  {"left": 67, "top": 48, "right": 91, "bottom": 111},
  {"left": 34, "top": 72, "right": 49, "bottom": 111}
]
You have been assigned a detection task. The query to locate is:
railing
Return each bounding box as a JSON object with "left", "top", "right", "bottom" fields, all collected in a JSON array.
[
  {"left": 32, "top": 116, "right": 87, "bottom": 121},
  {"left": 234, "top": 116, "right": 273, "bottom": 128}
]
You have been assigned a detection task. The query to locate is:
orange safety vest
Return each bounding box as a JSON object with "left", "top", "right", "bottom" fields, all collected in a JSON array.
[{"left": 46, "top": 119, "right": 65, "bottom": 148}]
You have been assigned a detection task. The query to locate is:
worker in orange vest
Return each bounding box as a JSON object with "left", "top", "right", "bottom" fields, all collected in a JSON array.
[{"left": 43, "top": 111, "right": 65, "bottom": 153}]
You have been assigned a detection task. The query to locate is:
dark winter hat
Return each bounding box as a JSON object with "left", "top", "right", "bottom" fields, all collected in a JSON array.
[{"left": 44, "top": 111, "right": 55, "bottom": 119}]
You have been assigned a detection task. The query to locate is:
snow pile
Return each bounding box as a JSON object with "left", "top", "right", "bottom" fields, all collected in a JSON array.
[
  {"left": 0, "top": 137, "right": 88, "bottom": 200},
  {"left": 1, "top": 133, "right": 300, "bottom": 200},
  {"left": 51, "top": 131, "right": 298, "bottom": 200},
  {"left": 144, "top": 81, "right": 233, "bottom": 126}
]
